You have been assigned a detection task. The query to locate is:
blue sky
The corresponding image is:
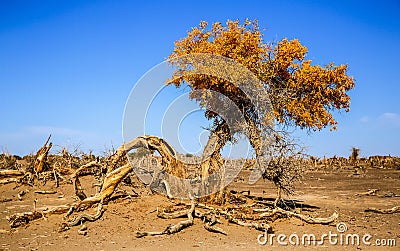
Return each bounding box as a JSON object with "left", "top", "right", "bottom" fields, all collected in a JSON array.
[{"left": 1, "top": 0, "right": 399, "bottom": 157}]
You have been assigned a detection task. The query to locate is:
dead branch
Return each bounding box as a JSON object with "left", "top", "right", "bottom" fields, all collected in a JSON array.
[
  {"left": 77, "top": 224, "right": 88, "bottom": 235},
  {"left": 34, "top": 134, "right": 52, "bottom": 173},
  {"left": 34, "top": 190, "right": 57, "bottom": 194},
  {"left": 7, "top": 138, "right": 146, "bottom": 229},
  {"left": 0, "top": 170, "right": 25, "bottom": 177},
  {"left": 0, "top": 178, "right": 18, "bottom": 184},
  {"left": 365, "top": 206, "right": 399, "bottom": 214},
  {"left": 72, "top": 161, "right": 101, "bottom": 177},
  {"left": 157, "top": 208, "right": 189, "bottom": 219},
  {"left": 227, "top": 214, "right": 271, "bottom": 231},
  {"left": 136, "top": 200, "right": 195, "bottom": 238},
  {"left": 8, "top": 205, "right": 71, "bottom": 228},
  {"left": 8, "top": 211, "right": 43, "bottom": 228},
  {"left": 356, "top": 189, "right": 379, "bottom": 196}
]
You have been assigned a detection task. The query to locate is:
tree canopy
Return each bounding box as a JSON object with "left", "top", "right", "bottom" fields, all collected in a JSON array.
[{"left": 168, "top": 19, "right": 355, "bottom": 133}]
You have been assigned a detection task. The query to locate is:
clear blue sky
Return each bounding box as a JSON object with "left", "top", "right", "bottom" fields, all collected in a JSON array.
[{"left": 1, "top": 0, "right": 399, "bottom": 158}]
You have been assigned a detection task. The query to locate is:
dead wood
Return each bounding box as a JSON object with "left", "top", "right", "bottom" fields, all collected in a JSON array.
[
  {"left": 34, "top": 190, "right": 57, "bottom": 194},
  {"left": 227, "top": 215, "right": 271, "bottom": 231},
  {"left": 72, "top": 161, "right": 101, "bottom": 177},
  {"left": 356, "top": 189, "right": 379, "bottom": 196},
  {"left": 0, "top": 178, "right": 18, "bottom": 184},
  {"left": 260, "top": 208, "right": 338, "bottom": 224},
  {"left": 67, "top": 200, "right": 105, "bottom": 226},
  {"left": 7, "top": 138, "right": 143, "bottom": 228},
  {"left": 8, "top": 211, "right": 43, "bottom": 228},
  {"left": 8, "top": 204, "right": 72, "bottom": 228},
  {"left": 18, "top": 190, "right": 27, "bottom": 200},
  {"left": 0, "top": 170, "right": 25, "bottom": 177},
  {"left": 136, "top": 200, "right": 195, "bottom": 238},
  {"left": 78, "top": 224, "right": 88, "bottom": 235},
  {"left": 34, "top": 134, "right": 52, "bottom": 173},
  {"left": 74, "top": 176, "right": 87, "bottom": 200},
  {"left": 157, "top": 208, "right": 189, "bottom": 219},
  {"left": 67, "top": 163, "right": 133, "bottom": 215},
  {"left": 365, "top": 206, "right": 399, "bottom": 214},
  {"left": 203, "top": 214, "right": 227, "bottom": 235}
]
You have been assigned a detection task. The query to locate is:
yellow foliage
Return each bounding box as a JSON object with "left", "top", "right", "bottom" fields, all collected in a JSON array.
[{"left": 168, "top": 19, "right": 355, "bottom": 130}]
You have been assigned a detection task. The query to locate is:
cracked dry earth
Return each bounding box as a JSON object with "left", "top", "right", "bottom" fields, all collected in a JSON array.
[{"left": 1, "top": 168, "right": 399, "bottom": 250}]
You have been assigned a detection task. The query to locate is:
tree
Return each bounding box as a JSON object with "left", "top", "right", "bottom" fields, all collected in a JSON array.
[{"left": 167, "top": 19, "right": 355, "bottom": 201}]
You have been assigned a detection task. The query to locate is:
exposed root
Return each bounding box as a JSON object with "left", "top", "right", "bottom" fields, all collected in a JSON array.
[
  {"left": 136, "top": 200, "right": 195, "bottom": 238},
  {"left": 365, "top": 206, "right": 399, "bottom": 214},
  {"left": 227, "top": 215, "right": 271, "bottom": 231},
  {"left": 157, "top": 208, "right": 189, "bottom": 219},
  {"left": 260, "top": 207, "right": 338, "bottom": 224},
  {"left": 0, "top": 178, "right": 18, "bottom": 184}
]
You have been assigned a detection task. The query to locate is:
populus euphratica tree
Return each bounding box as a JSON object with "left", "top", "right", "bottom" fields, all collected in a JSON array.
[{"left": 167, "top": 19, "right": 354, "bottom": 201}]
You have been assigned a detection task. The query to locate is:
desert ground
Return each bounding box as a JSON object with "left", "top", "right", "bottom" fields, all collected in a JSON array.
[{"left": 0, "top": 154, "right": 399, "bottom": 251}]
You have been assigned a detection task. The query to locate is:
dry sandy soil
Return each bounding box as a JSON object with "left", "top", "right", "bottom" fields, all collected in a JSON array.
[{"left": 0, "top": 167, "right": 399, "bottom": 250}]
